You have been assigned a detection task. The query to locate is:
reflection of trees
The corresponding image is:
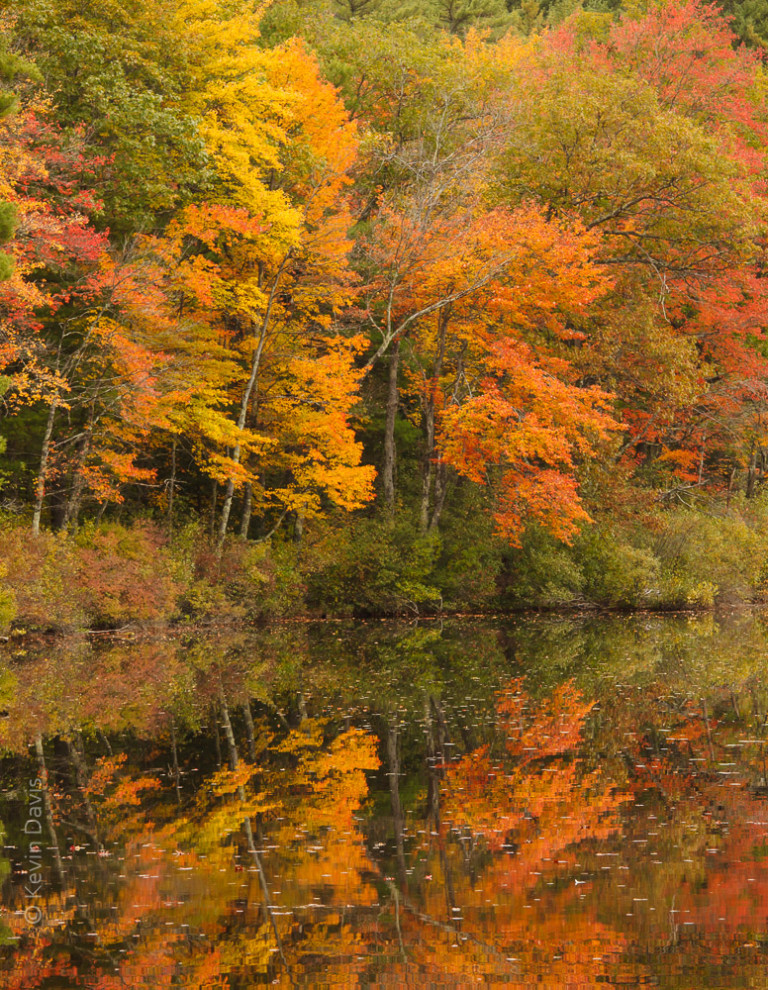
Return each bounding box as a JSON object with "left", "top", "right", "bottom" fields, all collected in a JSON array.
[
  {"left": 6, "top": 618, "right": 768, "bottom": 984},
  {"left": 0, "top": 625, "right": 583, "bottom": 987},
  {"left": 0, "top": 677, "right": 382, "bottom": 988},
  {"left": 442, "top": 678, "right": 625, "bottom": 851},
  {"left": 376, "top": 677, "right": 634, "bottom": 987},
  {"left": 611, "top": 682, "right": 768, "bottom": 975}
]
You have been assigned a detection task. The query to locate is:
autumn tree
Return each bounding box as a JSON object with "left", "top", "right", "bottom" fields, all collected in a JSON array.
[
  {"left": 0, "top": 0, "right": 210, "bottom": 233},
  {"left": 141, "top": 32, "right": 378, "bottom": 547},
  {"left": 487, "top": 3, "right": 768, "bottom": 505}
]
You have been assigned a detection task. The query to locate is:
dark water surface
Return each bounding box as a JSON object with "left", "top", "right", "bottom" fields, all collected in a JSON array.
[{"left": 2, "top": 614, "right": 768, "bottom": 986}]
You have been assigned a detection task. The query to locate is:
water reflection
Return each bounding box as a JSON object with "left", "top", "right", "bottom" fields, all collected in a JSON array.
[{"left": 0, "top": 615, "right": 768, "bottom": 985}]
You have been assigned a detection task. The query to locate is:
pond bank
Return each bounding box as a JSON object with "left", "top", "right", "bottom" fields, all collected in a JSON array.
[
  {"left": 3, "top": 601, "right": 766, "bottom": 652},
  {"left": 3, "top": 511, "right": 768, "bottom": 639}
]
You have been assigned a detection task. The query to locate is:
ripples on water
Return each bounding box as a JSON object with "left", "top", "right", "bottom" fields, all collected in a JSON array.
[{"left": 1, "top": 614, "right": 768, "bottom": 986}]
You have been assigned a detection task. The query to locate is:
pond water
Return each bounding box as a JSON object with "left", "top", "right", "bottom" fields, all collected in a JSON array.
[{"left": 2, "top": 613, "right": 768, "bottom": 986}]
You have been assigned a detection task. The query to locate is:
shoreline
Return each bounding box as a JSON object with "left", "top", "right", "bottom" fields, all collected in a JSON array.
[{"left": 2, "top": 600, "right": 763, "bottom": 649}]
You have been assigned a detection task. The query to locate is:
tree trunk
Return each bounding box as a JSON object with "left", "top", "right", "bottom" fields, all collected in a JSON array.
[
  {"left": 63, "top": 427, "right": 92, "bottom": 531},
  {"left": 382, "top": 339, "right": 401, "bottom": 513},
  {"left": 211, "top": 708, "right": 222, "bottom": 770},
  {"left": 167, "top": 438, "right": 177, "bottom": 533},
  {"left": 386, "top": 721, "right": 407, "bottom": 884},
  {"left": 419, "top": 399, "right": 435, "bottom": 533},
  {"left": 747, "top": 452, "right": 757, "bottom": 498},
  {"left": 239, "top": 482, "right": 252, "bottom": 540},
  {"left": 67, "top": 734, "right": 104, "bottom": 851},
  {"left": 419, "top": 308, "right": 449, "bottom": 533},
  {"left": 242, "top": 701, "right": 257, "bottom": 763},
  {"left": 747, "top": 445, "right": 762, "bottom": 498},
  {"left": 293, "top": 510, "right": 304, "bottom": 545},
  {"left": 170, "top": 718, "right": 182, "bottom": 807},
  {"left": 219, "top": 690, "right": 238, "bottom": 772},
  {"left": 217, "top": 261, "right": 289, "bottom": 556},
  {"left": 209, "top": 479, "right": 218, "bottom": 540},
  {"left": 428, "top": 459, "right": 448, "bottom": 533},
  {"left": 220, "top": 683, "right": 292, "bottom": 976},
  {"left": 32, "top": 398, "right": 57, "bottom": 536},
  {"left": 35, "top": 735, "right": 65, "bottom": 882},
  {"left": 218, "top": 478, "right": 236, "bottom": 549},
  {"left": 424, "top": 695, "right": 441, "bottom": 828}
]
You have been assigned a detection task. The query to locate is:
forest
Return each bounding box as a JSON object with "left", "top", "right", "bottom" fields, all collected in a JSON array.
[{"left": 2, "top": 0, "right": 768, "bottom": 627}]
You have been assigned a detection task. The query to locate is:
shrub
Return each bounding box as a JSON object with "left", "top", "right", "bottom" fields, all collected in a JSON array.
[
  {"left": 0, "top": 523, "right": 84, "bottom": 630},
  {"left": 306, "top": 515, "right": 442, "bottom": 616},
  {"left": 169, "top": 524, "right": 305, "bottom": 622},
  {"left": 578, "top": 527, "right": 661, "bottom": 608},
  {"left": 171, "top": 523, "right": 246, "bottom": 622},
  {"left": 0, "top": 562, "right": 15, "bottom": 632},
  {"left": 73, "top": 521, "right": 183, "bottom": 627},
  {"left": 0, "top": 519, "right": 185, "bottom": 630},
  {"left": 649, "top": 498, "right": 768, "bottom": 605},
  {"left": 223, "top": 538, "right": 305, "bottom": 619},
  {"left": 432, "top": 495, "right": 505, "bottom": 611},
  {"left": 501, "top": 526, "right": 585, "bottom": 608}
]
